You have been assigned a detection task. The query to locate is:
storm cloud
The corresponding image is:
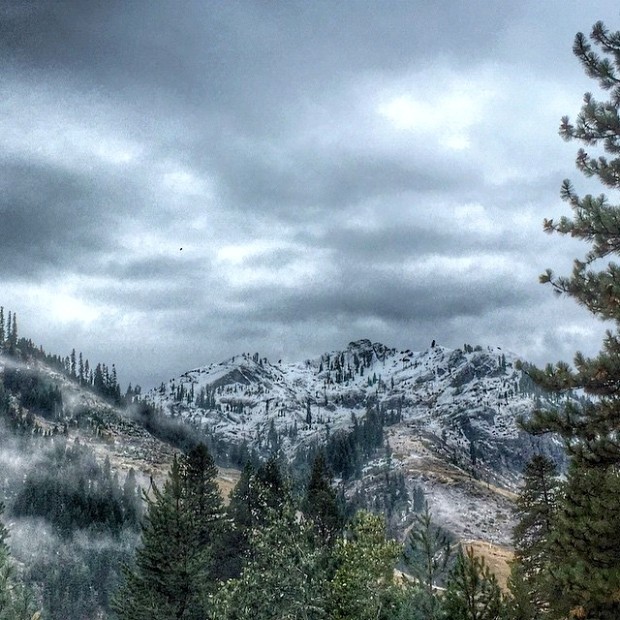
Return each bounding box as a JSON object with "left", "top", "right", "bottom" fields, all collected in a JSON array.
[{"left": 0, "top": 1, "right": 616, "bottom": 387}]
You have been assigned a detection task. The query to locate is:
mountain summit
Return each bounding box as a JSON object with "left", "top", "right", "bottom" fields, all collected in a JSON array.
[{"left": 144, "top": 339, "right": 564, "bottom": 543}]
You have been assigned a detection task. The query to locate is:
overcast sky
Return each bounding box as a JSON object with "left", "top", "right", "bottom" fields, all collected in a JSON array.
[{"left": 2, "top": 1, "right": 619, "bottom": 389}]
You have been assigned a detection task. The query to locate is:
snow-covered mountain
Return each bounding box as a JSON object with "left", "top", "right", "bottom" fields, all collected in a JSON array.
[{"left": 144, "top": 339, "right": 564, "bottom": 544}]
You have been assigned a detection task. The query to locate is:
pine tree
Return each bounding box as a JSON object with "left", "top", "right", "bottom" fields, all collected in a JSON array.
[
  {"left": 6, "top": 313, "right": 17, "bottom": 356},
  {"left": 212, "top": 500, "right": 328, "bottom": 620},
  {"left": 219, "top": 461, "right": 257, "bottom": 579},
  {"left": 504, "top": 562, "right": 541, "bottom": 620},
  {"left": 519, "top": 20, "right": 620, "bottom": 619},
  {"left": 183, "top": 443, "right": 224, "bottom": 553},
  {"left": 403, "top": 503, "right": 453, "bottom": 620},
  {"left": 443, "top": 546, "right": 505, "bottom": 620},
  {"left": 548, "top": 463, "right": 620, "bottom": 619},
  {"left": 216, "top": 457, "right": 291, "bottom": 582},
  {"left": 511, "top": 455, "right": 561, "bottom": 612},
  {"left": 0, "top": 502, "right": 40, "bottom": 620},
  {"left": 122, "top": 468, "right": 140, "bottom": 526},
  {"left": 70, "top": 349, "right": 76, "bottom": 379},
  {"left": 254, "top": 456, "right": 291, "bottom": 520},
  {"left": 78, "top": 353, "right": 84, "bottom": 385},
  {"left": 93, "top": 364, "right": 104, "bottom": 393},
  {"left": 302, "top": 453, "right": 343, "bottom": 546},
  {"left": 113, "top": 444, "right": 225, "bottom": 620},
  {"left": 327, "top": 511, "right": 401, "bottom": 620},
  {"left": 0, "top": 307, "right": 4, "bottom": 352}
]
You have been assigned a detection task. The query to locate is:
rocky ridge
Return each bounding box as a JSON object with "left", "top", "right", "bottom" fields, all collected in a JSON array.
[{"left": 143, "top": 339, "right": 566, "bottom": 544}]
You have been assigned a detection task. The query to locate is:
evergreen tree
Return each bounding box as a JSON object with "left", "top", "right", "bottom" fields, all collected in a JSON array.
[
  {"left": 443, "top": 546, "right": 505, "bottom": 620},
  {"left": 122, "top": 468, "right": 140, "bottom": 526},
  {"left": 0, "top": 307, "right": 4, "bottom": 352},
  {"left": 548, "top": 464, "right": 620, "bottom": 619},
  {"left": 327, "top": 511, "right": 401, "bottom": 620},
  {"left": 219, "top": 461, "right": 257, "bottom": 579},
  {"left": 183, "top": 443, "right": 224, "bottom": 553},
  {"left": 254, "top": 456, "right": 291, "bottom": 520},
  {"left": 93, "top": 364, "right": 104, "bottom": 394},
  {"left": 6, "top": 313, "right": 16, "bottom": 356},
  {"left": 113, "top": 444, "right": 225, "bottom": 620},
  {"left": 212, "top": 500, "right": 328, "bottom": 620},
  {"left": 511, "top": 455, "right": 561, "bottom": 613},
  {"left": 0, "top": 502, "right": 40, "bottom": 620},
  {"left": 302, "top": 453, "right": 343, "bottom": 546},
  {"left": 78, "top": 352, "right": 84, "bottom": 385},
  {"left": 520, "top": 20, "right": 620, "bottom": 619},
  {"left": 70, "top": 349, "right": 76, "bottom": 379},
  {"left": 504, "top": 561, "right": 542, "bottom": 620},
  {"left": 5, "top": 313, "right": 10, "bottom": 349},
  {"left": 219, "top": 457, "right": 291, "bottom": 581},
  {"left": 402, "top": 503, "right": 453, "bottom": 620}
]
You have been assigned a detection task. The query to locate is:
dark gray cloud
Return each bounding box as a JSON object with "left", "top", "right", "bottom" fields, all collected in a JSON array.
[
  {"left": 0, "top": 160, "right": 120, "bottom": 278},
  {"left": 242, "top": 273, "right": 538, "bottom": 324},
  {"left": 215, "top": 147, "right": 482, "bottom": 217},
  {"left": 1, "top": 0, "right": 618, "bottom": 388}
]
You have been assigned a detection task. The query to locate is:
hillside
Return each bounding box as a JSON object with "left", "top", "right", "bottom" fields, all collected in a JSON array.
[{"left": 144, "top": 338, "right": 565, "bottom": 544}]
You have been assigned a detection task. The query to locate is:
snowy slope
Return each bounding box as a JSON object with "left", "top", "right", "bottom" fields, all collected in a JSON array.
[{"left": 144, "top": 339, "right": 564, "bottom": 489}]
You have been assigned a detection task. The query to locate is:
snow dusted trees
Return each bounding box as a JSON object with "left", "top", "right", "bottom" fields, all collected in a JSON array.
[{"left": 0, "top": 503, "right": 39, "bottom": 620}]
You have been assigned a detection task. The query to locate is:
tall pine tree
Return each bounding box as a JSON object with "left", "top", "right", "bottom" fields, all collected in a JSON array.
[
  {"left": 522, "top": 20, "right": 620, "bottom": 619},
  {"left": 511, "top": 455, "right": 561, "bottom": 614},
  {"left": 302, "top": 452, "right": 343, "bottom": 546},
  {"left": 113, "top": 444, "right": 225, "bottom": 620},
  {"left": 0, "top": 307, "right": 4, "bottom": 352},
  {"left": 403, "top": 502, "right": 453, "bottom": 620}
]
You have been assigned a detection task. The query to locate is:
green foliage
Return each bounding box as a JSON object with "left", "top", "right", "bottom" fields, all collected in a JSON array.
[
  {"left": 521, "top": 19, "right": 620, "bottom": 620},
  {"left": 443, "top": 546, "right": 505, "bottom": 620},
  {"left": 328, "top": 511, "right": 401, "bottom": 620},
  {"left": 113, "top": 444, "right": 226, "bottom": 620},
  {"left": 549, "top": 464, "right": 620, "bottom": 619},
  {"left": 403, "top": 503, "right": 453, "bottom": 620},
  {"left": 511, "top": 455, "right": 561, "bottom": 612},
  {"left": 302, "top": 453, "right": 344, "bottom": 546},
  {"left": 217, "top": 456, "right": 294, "bottom": 584},
  {"left": 212, "top": 501, "right": 329, "bottom": 620},
  {"left": 504, "top": 562, "right": 542, "bottom": 620}
]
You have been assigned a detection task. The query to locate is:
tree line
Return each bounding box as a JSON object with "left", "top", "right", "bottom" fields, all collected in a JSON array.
[
  {"left": 0, "top": 306, "right": 130, "bottom": 406},
  {"left": 112, "top": 443, "right": 514, "bottom": 620}
]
